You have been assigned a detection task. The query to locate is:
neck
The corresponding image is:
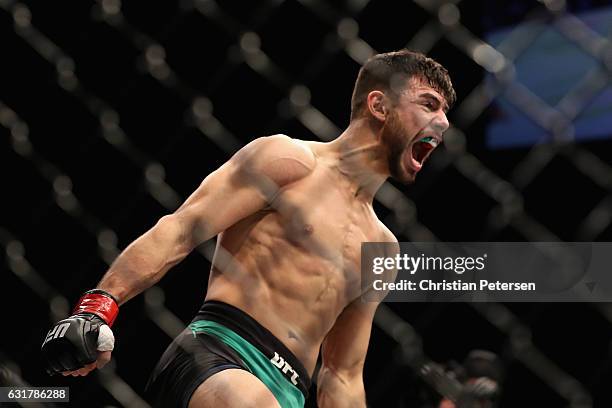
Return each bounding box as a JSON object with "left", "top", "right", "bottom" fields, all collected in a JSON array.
[{"left": 327, "top": 118, "right": 389, "bottom": 203}]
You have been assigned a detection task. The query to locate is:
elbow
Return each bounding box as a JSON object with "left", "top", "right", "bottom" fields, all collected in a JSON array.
[
  {"left": 317, "top": 366, "right": 365, "bottom": 407},
  {"left": 318, "top": 365, "right": 346, "bottom": 387},
  {"left": 154, "top": 214, "right": 183, "bottom": 235},
  {"left": 153, "top": 214, "right": 193, "bottom": 255},
  {"left": 318, "top": 365, "right": 362, "bottom": 388}
]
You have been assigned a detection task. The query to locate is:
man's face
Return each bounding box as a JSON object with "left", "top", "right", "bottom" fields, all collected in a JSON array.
[{"left": 380, "top": 79, "right": 450, "bottom": 184}]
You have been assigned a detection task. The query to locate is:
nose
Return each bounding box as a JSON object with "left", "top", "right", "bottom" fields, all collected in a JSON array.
[{"left": 432, "top": 111, "right": 450, "bottom": 133}]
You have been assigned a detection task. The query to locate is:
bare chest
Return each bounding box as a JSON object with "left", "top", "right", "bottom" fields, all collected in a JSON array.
[{"left": 264, "top": 168, "right": 380, "bottom": 296}]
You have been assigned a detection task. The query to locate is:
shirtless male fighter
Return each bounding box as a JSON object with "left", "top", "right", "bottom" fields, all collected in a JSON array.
[{"left": 41, "top": 49, "right": 455, "bottom": 408}]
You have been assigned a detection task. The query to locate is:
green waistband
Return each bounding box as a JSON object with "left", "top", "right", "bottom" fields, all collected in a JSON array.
[{"left": 189, "top": 320, "right": 305, "bottom": 408}]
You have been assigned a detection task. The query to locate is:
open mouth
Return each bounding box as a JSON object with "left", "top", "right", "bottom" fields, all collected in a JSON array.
[{"left": 410, "top": 136, "right": 439, "bottom": 169}]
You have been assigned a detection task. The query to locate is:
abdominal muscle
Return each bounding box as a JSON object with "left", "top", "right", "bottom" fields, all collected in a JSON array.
[{"left": 204, "top": 210, "right": 356, "bottom": 376}]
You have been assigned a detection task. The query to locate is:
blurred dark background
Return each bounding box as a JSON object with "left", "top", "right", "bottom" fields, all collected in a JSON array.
[{"left": 2, "top": 0, "right": 612, "bottom": 407}]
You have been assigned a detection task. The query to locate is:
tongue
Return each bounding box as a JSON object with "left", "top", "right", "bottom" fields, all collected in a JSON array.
[{"left": 412, "top": 141, "right": 434, "bottom": 163}]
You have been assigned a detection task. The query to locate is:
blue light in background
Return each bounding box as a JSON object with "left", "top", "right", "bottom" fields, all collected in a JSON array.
[{"left": 486, "top": 6, "right": 612, "bottom": 149}]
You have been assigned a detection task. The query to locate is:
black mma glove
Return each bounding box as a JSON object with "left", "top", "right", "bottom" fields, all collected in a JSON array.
[{"left": 41, "top": 289, "right": 118, "bottom": 375}]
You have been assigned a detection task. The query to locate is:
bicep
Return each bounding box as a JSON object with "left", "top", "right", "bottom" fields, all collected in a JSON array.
[{"left": 172, "top": 160, "right": 270, "bottom": 247}]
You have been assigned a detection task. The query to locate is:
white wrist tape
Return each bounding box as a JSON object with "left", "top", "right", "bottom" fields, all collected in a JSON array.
[{"left": 97, "top": 324, "right": 115, "bottom": 352}]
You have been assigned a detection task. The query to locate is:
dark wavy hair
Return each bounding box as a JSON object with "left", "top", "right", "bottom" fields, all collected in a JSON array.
[{"left": 350, "top": 49, "right": 456, "bottom": 121}]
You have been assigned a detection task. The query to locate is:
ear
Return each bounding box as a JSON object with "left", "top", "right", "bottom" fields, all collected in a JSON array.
[{"left": 366, "top": 90, "right": 387, "bottom": 122}]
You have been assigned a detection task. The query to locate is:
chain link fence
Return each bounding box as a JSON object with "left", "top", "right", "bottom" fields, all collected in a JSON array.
[{"left": 2, "top": 0, "right": 612, "bottom": 406}]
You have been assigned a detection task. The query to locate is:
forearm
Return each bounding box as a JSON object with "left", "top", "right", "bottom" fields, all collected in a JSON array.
[
  {"left": 97, "top": 215, "right": 192, "bottom": 304},
  {"left": 317, "top": 366, "right": 366, "bottom": 408}
]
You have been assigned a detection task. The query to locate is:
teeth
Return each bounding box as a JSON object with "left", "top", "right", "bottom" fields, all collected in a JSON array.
[{"left": 418, "top": 136, "right": 439, "bottom": 147}]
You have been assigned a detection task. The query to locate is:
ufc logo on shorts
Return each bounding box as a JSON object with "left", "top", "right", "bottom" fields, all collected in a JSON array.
[
  {"left": 43, "top": 323, "right": 70, "bottom": 345},
  {"left": 270, "top": 352, "right": 299, "bottom": 386}
]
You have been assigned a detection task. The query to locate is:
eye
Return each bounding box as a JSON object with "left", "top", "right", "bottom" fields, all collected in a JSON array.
[{"left": 423, "top": 101, "right": 435, "bottom": 110}]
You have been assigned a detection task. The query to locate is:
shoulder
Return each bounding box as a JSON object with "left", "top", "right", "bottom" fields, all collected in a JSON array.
[
  {"left": 376, "top": 220, "right": 398, "bottom": 244},
  {"left": 232, "top": 134, "right": 316, "bottom": 187},
  {"left": 238, "top": 134, "right": 314, "bottom": 158},
  {"left": 376, "top": 220, "right": 399, "bottom": 256},
  {"left": 234, "top": 135, "right": 316, "bottom": 176},
  {"left": 235, "top": 134, "right": 315, "bottom": 165}
]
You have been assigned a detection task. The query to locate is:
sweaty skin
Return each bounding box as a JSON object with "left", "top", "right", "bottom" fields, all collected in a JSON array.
[{"left": 64, "top": 78, "right": 450, "bottom": 407}]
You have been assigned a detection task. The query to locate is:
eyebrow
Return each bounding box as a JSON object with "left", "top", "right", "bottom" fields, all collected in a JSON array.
[{"left": 419, "top": 92, "right": 449, "bottom": 113}]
